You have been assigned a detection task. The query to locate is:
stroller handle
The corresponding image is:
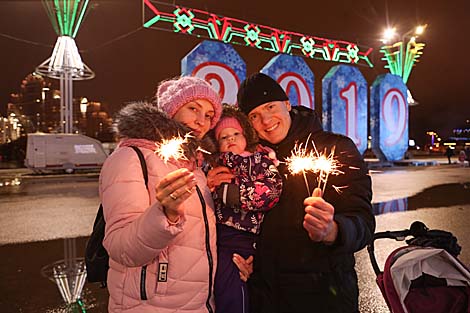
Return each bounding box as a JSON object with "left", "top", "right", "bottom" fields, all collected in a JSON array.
[{"left": 367, "top": 221, "right": 429, "bottom": 276}]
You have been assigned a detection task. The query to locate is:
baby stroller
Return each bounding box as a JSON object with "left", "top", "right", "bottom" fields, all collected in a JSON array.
[{"left": 367, "top": 221, "right": 470, "bottom": 313}]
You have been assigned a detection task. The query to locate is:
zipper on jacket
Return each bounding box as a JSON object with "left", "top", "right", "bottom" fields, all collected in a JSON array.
[
  {"left": 248, "top": 157, "right": 252, "bottom": 178},
  {"left": 196, "top": 186, "right": 214, "bottom": 313},
  {"left": 140, "top": 265, "right": 148, "bottom": 300}
]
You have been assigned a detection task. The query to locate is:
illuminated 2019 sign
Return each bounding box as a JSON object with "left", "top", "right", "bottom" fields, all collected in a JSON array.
[
  {"left": 323, "top": 65, "right": 368, "bottom": 154},
  {"left": 183, "top": 40, "right": 408, "bottom": 162},
  {"left": 143, "top": 0, "right": 373, "bottom": 67}
]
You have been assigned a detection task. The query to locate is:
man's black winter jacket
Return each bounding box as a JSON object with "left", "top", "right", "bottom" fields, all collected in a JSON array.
[{"left": 249, "top": 106, "right": 375, "bottom": 313}]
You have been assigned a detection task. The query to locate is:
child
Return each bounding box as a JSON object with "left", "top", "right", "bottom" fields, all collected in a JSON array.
[{"left": 212, "top": 105, "right": 283, "bottom": 313}]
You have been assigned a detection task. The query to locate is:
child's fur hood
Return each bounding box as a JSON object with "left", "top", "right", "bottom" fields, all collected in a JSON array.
[{"left": 114, "top": 101, "right": 216, "bottom": 158}]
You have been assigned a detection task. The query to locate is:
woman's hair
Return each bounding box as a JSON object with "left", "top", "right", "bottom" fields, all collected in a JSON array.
[{"left": 210, "top": 104, "right": 259, "bottom": 153}]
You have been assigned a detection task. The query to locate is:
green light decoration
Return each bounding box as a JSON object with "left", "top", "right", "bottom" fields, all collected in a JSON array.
[
  {"left": 174, "top": 7, "right": 195, "bottom": 34},
  {"left": 244, "top": 24, "right": 261, "bottom": 47},
  {"left": 380, "top": 38, "right": 425, "bottom": 84},
  {"left": 42, "top": 0, "right": 89, "bottom": 38},
  {"left": 143, "top": 0, "right": 374, "bottom": 67}
]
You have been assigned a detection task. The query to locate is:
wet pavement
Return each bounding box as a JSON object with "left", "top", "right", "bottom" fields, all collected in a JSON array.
[
  {"left": 0, "top": 237, "right": 108, "bottom": 312},
  {"left": 0, "top": 164, "right": 469, "bottom": 312}
]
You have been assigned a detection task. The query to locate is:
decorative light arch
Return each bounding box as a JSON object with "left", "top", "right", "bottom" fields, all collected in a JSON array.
[{"left": 143, "top": 0, "right": 374, "bottom": 67}]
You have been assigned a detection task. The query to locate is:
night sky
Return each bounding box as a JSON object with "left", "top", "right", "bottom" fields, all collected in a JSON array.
[{"left": 1, "top": 0, "right": 469, "bottom": 146}]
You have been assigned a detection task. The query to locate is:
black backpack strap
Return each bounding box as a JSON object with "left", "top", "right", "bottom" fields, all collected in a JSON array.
[
  {"left": 129, "top": 145, "right": 151, "bottom": 300},
  {"left": 85, "top": 145, "right": 150, "bottom": 287},
  {"left": 129, "top": 146, "right": 148, "bottom": 188}
]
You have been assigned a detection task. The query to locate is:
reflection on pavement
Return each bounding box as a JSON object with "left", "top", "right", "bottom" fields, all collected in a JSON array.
[
  {"left": 373, "top": 182, "right": 470, "bottom": 215},
  {"left": 0, "top": 177, "right": 21, "bottom": 187}
]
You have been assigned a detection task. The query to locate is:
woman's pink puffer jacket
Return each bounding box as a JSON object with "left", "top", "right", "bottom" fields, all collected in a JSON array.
[{"left": 100, "top": 142, "right": 217, "bottom": 313}]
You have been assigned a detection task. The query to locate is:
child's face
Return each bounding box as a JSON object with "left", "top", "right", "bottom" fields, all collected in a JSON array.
[{"left": 218, "top": 127, "right": 247, "bottom": 155}]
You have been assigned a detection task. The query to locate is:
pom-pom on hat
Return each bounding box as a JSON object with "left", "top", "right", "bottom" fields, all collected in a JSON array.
[
  {"left": 237, "top": 72, "right": 288, "bottom": 115},
  {"left": 214, "top": 116, "right": 243, "bottom": 141},
  {"left": 156, "top": 76, "right": 222, "bottom": 128}
]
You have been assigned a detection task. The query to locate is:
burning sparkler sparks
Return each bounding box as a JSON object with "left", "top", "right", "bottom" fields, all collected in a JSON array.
[
  {"left": 155, "top": 133, "right": 212, "bottom": 164},
  {"left": 284, "top": 139, "right": 344, "bottom": 195},
  {"left": 155, "top": 134, "right": 191, "bottom": 163},
  {"left": 314, "top": 146, "right": 343, "bottom": 193},
  {"left": 285, "top": 141, "right": 317, "bottom": 193}
]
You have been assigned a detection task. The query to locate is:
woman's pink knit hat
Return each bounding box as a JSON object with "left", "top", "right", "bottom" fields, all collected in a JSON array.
[{"left": 156, "top": 76, "right": 222, "bottom": 129}]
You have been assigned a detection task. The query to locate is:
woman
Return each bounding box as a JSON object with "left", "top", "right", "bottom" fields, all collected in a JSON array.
[{"left": 100, "top": 76, "right": 230, "bottom": 312}]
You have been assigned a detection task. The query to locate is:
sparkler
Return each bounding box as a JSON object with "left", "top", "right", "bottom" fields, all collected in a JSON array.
[
  {"left": 285, "top": 141, "right": 317, "bottom": 194},
  {"left": 313, "top": 146, "right": 343, "bottom": 194},
  {"left": 284, "top": 139, "right": 344, "bottom": 196},
  {"left": 155, "top": 133, "right": 191, "bottom": 163},
  {"left": 155, "top": 133, "right": 212, "bottom": 163}
]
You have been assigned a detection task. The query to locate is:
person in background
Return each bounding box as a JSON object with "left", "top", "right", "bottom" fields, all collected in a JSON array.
[
  {"left": 458, "top": 149, "right": 467, "bottom": 166},
  {"left": 208, "top": 72, "right": 375, "bottom": 313},
  {"left": 100, "top": 76, "right": 250, "bottom": 313},
  {"left": 211, "top": 105, "right": 283, "bottom": 313},
  {"left": 445, "top": 146, "right": 454, "bottom": 164}
]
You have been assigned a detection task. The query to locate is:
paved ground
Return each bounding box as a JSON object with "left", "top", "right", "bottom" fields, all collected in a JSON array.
[{"left": 0, "top": 161, "right": 469, "bottom": 312}]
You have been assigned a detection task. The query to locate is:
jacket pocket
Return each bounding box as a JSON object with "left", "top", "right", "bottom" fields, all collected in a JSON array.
[
  {"left": 140, "top": 265, "right": 148, "bottom": 300},
  {"left": 122, "top": 262, "right": 158, "bottom": 307}
]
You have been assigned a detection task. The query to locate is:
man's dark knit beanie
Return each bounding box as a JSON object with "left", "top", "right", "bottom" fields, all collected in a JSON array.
[{"left": 237, "top": 72, "right": 288, "bottom": 115}]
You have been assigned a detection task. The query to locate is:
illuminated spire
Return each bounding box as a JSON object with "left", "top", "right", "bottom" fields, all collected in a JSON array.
[{"left": 36, "top": 1, "right": 94, "bottom": 134}]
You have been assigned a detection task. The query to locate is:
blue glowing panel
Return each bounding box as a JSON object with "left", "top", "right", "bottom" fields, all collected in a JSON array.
[
  {"left": 182, "top": 40, "right": 246, "bottom": 104},
  {"left": 370, "top": 74, "right": 408, "bottom": 162},
  {"left": 260, "top": 54, "right": 315, "bottom": 109},
  {"left": 322, "top": 65, "right": 368, "bottom": 154}
]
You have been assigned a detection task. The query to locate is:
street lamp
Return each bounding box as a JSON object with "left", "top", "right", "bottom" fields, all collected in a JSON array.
[
  {"left": 380, "top": 25, "right": 426, "bottom": 104},
  {"left": 80, "top": 97, "right": 88, "bottom": 118},
  {"left": 41, "top": 87, "right": 50, "bottom": 132},
  {"left": 80, "top": 97, "right": 88, "bottom": 135},
  {"left": 426, "top": 131, "right": 437, "bottom": 146}
]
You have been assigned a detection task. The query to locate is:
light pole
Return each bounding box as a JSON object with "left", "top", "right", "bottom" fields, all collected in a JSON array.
[
  {"left": 41, "top": 87, "right": 50, "bottom": 132},
  {"left": 426, "top": 131, "right": 437, "bottom": 147},
  {"left": 80, "top": 97, "right": 88, "bottom": 119},
  {"left": 380, "top": 25, "right": 426, "bottom": 104},
  {"left": 80, "top": 97, "right": 88, "bottom": 135}
]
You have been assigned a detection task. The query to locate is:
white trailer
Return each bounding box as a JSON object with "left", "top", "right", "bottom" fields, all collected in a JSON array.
[{"left": 25, "top": 133, "right": 108, "bottom": 173}]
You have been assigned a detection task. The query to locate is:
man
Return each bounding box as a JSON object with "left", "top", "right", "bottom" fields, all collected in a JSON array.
[
  {"left": 445, "top": 146, "right": 454, "bottom": 164},
  {"left": 236, "top": 73, "right": 375, "bottom": 313}
]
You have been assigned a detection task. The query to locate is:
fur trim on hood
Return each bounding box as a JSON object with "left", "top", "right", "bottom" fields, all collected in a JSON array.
[{"left": 114, "top": 101, "right": 216, "bottom": 160}]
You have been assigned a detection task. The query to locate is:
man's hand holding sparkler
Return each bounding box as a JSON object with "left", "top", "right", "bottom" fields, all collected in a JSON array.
[
  {"left": 156, "top": 168, "right": 197, "bottom": 223},
  {"left": 303, "top": 187, "right": 339, "bottom": 244}
]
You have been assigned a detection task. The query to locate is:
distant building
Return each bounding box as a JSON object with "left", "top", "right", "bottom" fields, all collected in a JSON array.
[
  {"left": 3, "top": 72, "right": 114, "bottom": 143},
  {"left": 443, "top": 122, "right": 470, "bottom": 150},
  {"left": 0, "top": 116, "right": 9, "bottom": 144},
  {"left": 0, "top": 113, "right": 25, "bottom": 144},
  {"left": 80, "top": 99, "right": 114, "bottom": 142}
]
